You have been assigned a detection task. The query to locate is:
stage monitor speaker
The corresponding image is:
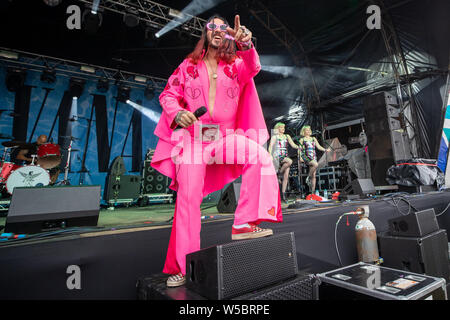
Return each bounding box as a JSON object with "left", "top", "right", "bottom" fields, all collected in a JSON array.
[
  {"left": 5, "top": 185, "right": 101, "bottom": 234},
  {"left": 216, "top": 179, "right": 241, "bottom": 213},
  {"left": 142, "top": 160, "right": 169, "bottom": 194},
  {"left": 340, "top": 179, "right": 375, "bottom": 200},
  {"left": 378, "top": 229, "right": 450, "bottom": 281},
  {"left": 186, "top": 232, "right": 299, "bottom": 300},
  {"left": 388, "top": 208, "right": 439, "bottom": 237},
  {"left": 351, "top": 178, "right": 375, "bottom": 195}
]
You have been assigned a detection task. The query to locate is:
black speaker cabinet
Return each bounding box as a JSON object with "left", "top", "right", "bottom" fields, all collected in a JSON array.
[
  {"left": 351, "top": 178, "right": 376, "bottom": 195},
  {"left": 388, "top": 208, "right": 439, "bottom": 237},
  {"left": 104, "top": 174, "right": 141, "bottom": 202},
  {"left": 340, "top": 178, "right": 375, "bottom": 200},
  {"left": 363, "top": 92, "right": 412, "bottom": 186},
  {"left": 5, "top": 185, "right": 101, "bottom": 234},
  {"left": 186, "top": 232, "right": 298, "bottom": 300},
  {"left": 142, "top": 160, "right": 169, "bottom": 194},
  {"left": 378, "top": 229, "right": 450, "bottom": 281},
  {"left": 137, "top": 272, "right": 318, "bottom": 301},
  {"left": 234, "top": 274, "right": 319, "bottom": 300},
  {"left": 216, "top": 180, "right": 241, "bottom": 213}
]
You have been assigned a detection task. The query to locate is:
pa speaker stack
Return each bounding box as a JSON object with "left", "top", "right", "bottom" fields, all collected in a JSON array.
[
  {"left": 363, "top": 92, "right": 412, "bottom": 186},
  {"left": 378, "top": 208, "right": 449, "bottom": 281},
  {"left": 137, "top": 232, "right": 319, "bottom": 300}
]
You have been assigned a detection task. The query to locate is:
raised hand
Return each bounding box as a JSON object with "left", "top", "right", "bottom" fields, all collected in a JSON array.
[{"left": 226, "top": 15, "right": 252, "bottom": 45}]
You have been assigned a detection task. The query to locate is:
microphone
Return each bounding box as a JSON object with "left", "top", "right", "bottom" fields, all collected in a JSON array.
[{"left": 170, "top": 106, "right": 207, "bottom": 130}]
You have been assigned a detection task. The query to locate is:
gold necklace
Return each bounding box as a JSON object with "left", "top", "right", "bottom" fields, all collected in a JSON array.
[{"left": 205, "top": 59, "right": 218, "bottom": 79}]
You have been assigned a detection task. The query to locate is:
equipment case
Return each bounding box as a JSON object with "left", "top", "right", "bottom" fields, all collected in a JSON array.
[{"left": 316, "top": 262, "right": 447, "bottom": 300}]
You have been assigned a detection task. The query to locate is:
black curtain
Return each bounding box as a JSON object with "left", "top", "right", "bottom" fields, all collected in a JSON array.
[
  {"left": 12, "top": 85, "right": 33, "bottom": 141},
  {"left": 92, "top": 94, "right": 110, "bottom": 172},
  {"left": 131, "top": 108, "right": 142, "bottom": 172}
]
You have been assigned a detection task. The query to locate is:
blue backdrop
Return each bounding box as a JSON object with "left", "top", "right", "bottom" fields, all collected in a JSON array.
[{"left": 0, "top": 67, "right": 162, "bottom": 201}]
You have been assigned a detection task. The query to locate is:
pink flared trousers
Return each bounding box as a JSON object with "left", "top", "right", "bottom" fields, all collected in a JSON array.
[{"left": 162, "top": 133, "right": 282, "bottom": 275}]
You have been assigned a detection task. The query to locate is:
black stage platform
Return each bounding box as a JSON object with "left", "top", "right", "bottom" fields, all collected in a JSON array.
[{"left": 0, "top": 191, "right": 449, "bottom": 299}]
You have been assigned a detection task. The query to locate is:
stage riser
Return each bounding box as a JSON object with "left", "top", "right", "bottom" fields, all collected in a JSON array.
[{"left": 0, "top": 192, "right": 449, "bottom": 299}]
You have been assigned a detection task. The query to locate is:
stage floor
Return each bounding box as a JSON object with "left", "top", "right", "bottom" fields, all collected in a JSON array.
[{"left": 0, "top": 190, "right": 449, "bottom": 299}]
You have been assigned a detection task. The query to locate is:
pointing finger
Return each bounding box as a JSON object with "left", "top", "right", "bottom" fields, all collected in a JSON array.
[{"left": 234, "top": 15, "right": 240, "bottom": 32}]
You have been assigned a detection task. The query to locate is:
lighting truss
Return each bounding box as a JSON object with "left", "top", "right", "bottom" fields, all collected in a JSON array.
[
  {"left": 249, "top": 1, "right": 320, "bottom": 105},
  {"left": 78, "top": 0, "right": 206, "bottom": 38},
  {"left": 0, "top": 47, "right": 167, "bottom": 90}
]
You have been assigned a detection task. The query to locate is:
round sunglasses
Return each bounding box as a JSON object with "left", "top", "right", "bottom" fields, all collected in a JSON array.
[{"left": 206, "top": 22, "right": 229, "bottom": 32}]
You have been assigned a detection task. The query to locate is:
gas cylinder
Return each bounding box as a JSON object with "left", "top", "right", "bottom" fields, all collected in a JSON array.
[{"left": 354, "top": 206, "right": 379, "bottom": 263}]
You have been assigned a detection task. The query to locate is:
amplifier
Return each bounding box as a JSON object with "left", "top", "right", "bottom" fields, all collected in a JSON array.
[
  {"left": 317, "top": 262, "right": 447, "bottom": 300},
  {"left": 186, "top": 232, "right": 298, "bottom": 300}
]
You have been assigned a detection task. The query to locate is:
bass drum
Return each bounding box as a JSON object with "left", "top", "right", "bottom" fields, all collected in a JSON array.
[{"left": 6, "top": 165, "right": 50, "bottom": 195}]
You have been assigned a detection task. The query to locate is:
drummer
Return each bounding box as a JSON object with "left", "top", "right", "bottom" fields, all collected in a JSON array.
[
  {"left": 15, "top": 134, "right": 48, "bottom": 165},
  {"left": 14, "top": 134, "right": 61, "bottom": 185}
]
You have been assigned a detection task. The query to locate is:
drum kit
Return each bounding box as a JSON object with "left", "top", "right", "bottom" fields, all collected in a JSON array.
[{"left": 0, "top": 140, "right": 62, "bottom": 195}]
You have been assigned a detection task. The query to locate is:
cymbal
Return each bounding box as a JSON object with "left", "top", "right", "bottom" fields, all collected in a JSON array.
[
  {"left": 1, "top": 140, "right": 34, "bottom": 148},
  {"left": 62, "top": 148, "right": 79, "bottom": 152}
]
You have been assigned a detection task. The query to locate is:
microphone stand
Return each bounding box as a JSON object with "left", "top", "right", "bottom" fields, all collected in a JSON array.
[{"left": 61, "top": 137, "right": 74, "bottom": 185}]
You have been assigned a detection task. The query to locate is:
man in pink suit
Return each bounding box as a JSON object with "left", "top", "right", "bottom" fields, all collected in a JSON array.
[{"left": 151, "top": 14, "right": 283, "bottom": 287}]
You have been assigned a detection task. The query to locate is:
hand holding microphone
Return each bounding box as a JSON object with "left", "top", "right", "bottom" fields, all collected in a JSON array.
[{"left": 171, "top": 106, "right": 207, "bottom": 129}]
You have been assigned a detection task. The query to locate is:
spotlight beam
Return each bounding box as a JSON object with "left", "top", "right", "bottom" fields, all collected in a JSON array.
[
  {"left": 91, "top": 0, "right": 100, "bottom": 14},
  {"left": 155, "top": 0, "right": 225, "bottom": 38},
  {"left": 126, "top": 100, "right": 160, "bottom": 124}
]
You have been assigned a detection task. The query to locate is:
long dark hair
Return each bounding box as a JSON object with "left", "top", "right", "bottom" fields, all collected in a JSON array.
[{"left": 186, "top": 14, "right": 236, "bottom": 64}]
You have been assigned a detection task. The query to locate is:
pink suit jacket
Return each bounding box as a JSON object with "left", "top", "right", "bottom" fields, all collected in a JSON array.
[{"left": 151, "top": 47, "right": 269, "bottom": 197}]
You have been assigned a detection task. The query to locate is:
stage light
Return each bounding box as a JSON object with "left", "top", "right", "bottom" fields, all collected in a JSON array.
[
  {"left": 97, "top": 77, "right": 109, "bottom": 93},
  {"left": 123, "top": 7, "right": 140, "bottom": 27},
  {"left": 43, "top": 0, "right": 62, "bottom": 6},
  {"left": 69, "top": 77, "right": 85, "bottom": 98},
  {"left": 134, "top": 75, "right": 147, "bottom": 83},
  {"left": 81, "top": 65, "right": 96, "bottom": 73},
  {"left": 145, "top": 24, "right": 160, "bottom": 46},
  {"left": 0, "top": 50, "right": 19, "bottom": 60},
  {"left": 168, "top": 8, "right": 184, "bottom": 19},
  {"left": 5, "top": 68, "right": 26, "bottom": 92},
  {"left": 91, "top": 0, "right": 101, "bottom": 14},
  {"left": 40, "top": 68, "right": 56, "bottom": 84},
  {"left": 70, "top": 97, "right": 78, "bottom": 122},
  {"left": 144, "top": 85, "right": 155, "bottom": 100},
  {"left": 117, "top": 85, "right": 131, "bottom": 103},
  {"left": 82, "top": 9, "right": 103, "bottom": 34}
]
